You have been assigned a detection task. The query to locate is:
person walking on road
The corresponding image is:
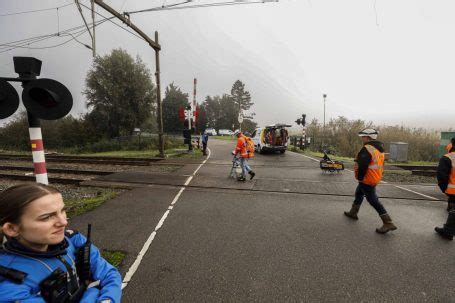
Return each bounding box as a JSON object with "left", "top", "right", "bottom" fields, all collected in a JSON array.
[
  {"left": 435, "top": 137, "right": 455, "bottom": 240},
  {"left": 201, "top": 130, "right": 209, "bottom": 156},
  {"left": 344, "top": 128, "right": 397, "bottom": 234},
  {"left": 233, "top": 130, "right": 255, "bottom": 181}
]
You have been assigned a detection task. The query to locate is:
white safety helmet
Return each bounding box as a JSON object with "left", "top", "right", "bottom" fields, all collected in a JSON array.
[
  {"left": 358, "top": 128, "right": 378, "bottom": 140},
  {"left": 233, "top": 129, "right": 242, "bottom": 136}
]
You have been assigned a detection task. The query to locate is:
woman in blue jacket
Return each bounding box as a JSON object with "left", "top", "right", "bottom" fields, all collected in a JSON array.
[{"left": 0, "top": 183, "right": 122, "bottom": 302}]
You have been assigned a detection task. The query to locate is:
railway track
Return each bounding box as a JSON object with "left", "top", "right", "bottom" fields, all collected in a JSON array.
[
  {"left": 0, "top": 173, "right": 85, "bottom": 185},
  {"left": 0, "top": 165, "right": 115, "bottom": 185},
  {"left": 0, "top": 154, "right": 162, "bottom": 166},
  {"left": 0, "top": 165, "right": 113, "bottom": 175}
]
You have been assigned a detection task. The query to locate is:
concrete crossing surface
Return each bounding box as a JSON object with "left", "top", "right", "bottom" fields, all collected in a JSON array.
[{"left": 71, "top": 139, "right": 455, "bottom": 302}]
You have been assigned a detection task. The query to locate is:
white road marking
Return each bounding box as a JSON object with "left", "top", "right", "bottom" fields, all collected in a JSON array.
[
  {"left": 391, "top": 184, "right": 438, "bottom": 200},
  {"left": 121, "top": 148, "right": 211, "bottom": 290},
  {"left": 292, "top": 151, "right": 439, "bottom": 200}
]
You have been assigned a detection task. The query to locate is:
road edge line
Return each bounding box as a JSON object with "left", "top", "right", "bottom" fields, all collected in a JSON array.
[{"left": 121, "top": 148, "right": 212, "bottom": 289}]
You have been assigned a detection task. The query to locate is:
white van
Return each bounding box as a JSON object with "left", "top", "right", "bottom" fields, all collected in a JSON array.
[
  {"left": 205, "top": 128, "right": 218, "bottom": 136},
  {"left": 218, "top": 129, "right": 234, "bottom": 136},
  {"left": 251, "top": 124, "right": 291, "bottom": 154}
]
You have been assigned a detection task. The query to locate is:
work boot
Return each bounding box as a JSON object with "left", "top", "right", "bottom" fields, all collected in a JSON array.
[
  {"left": 435, "top": 210, "right": 455, "bottom": 241},
  {"left": 237, "top": 176, "right": 246, "bottom": 182},
  {"left": 376, "top": 214, "right": 397, "bottom": 234},
  {"left": 435, "top": 227, "right": 453, "bottom": 241},
  {"left": 248, "top": 171, "right": 256, "bottom": 180},
  {"left": 344, "top": 204, "right": 360, "bottom": 220}
]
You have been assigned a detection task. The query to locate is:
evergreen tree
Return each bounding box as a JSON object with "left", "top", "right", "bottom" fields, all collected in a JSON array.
[
  {"left": 230, "top": 80, "right": 253, "bottom": 129},
  {"left": 162, "top": 83, "right": 189, "bottom": 133}
]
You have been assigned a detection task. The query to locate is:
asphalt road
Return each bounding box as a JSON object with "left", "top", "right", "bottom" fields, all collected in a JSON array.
[{"left": 92, "top": 139, "right": 455, "bottom": 302}]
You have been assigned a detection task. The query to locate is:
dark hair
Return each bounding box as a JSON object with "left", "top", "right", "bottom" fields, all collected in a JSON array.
[{"left": 0, "top": 183, "right": 60, "bottom": 239}]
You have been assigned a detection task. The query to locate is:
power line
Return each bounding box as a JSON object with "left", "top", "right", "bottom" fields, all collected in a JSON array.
[{"left": 0, "top": 2, "right": 74, "bottom": 17}]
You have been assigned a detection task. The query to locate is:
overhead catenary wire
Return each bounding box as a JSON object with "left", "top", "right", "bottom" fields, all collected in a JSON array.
[
  {"left": 0, "top": 0, "right": 279, "bottom": 53},
  {"left": 0, "top": 22, "right": 99, "bottom": 49},
  {"left": 0, "top": 2, "right": 74, "bottom": 17},
  {"left": 125, "top": 0, "right": 279, "bottom": 14},
  {"left": 0, "top": 0, "right": 148, "bottom": 53},
  {"left": 0, "top": 19, "right": 109, "bottom": 53},
  {"left": 0, "top": 28, "right": 90, "bottom": 53}
]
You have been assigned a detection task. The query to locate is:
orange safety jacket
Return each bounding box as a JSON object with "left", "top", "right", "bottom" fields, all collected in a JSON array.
[
  {"left": 354, "top": 144, "right": 384, "bottom": 186},
  {"left": 444, "top": 152, "right": 455, "bottom": 195},
  {"left": 235, "top": 135, "right": 249, "bottom": 158}
]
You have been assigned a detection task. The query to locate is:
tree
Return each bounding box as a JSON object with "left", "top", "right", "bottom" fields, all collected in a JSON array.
[
  {"left": 241, "top": 119, "right": 257, "bottom": 135},
  {"left": 83, "top": 48, "right": 155, "bottom": 138},
  {"left": 195, "top": 104, "right": 208, "bottom": 133},
  {"left": 230, "top": 80, "right": 253, "bottom": 128},
  {"left": 202, "top": 80, "right": 257, "bottom": 132},
  {"left": 162, "top": 83, "right": 189, "bottom": 133}
]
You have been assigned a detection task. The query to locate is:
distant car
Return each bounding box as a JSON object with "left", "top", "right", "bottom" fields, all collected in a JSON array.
[
  {"left": 252, "top": 124, "right": 291, "bottom": 154},
  {"left": 205, "top": 128, "right": 218, "bottom": 136},
  {"left": 218, "top": 129, "right": 234, "bottom": 136}
]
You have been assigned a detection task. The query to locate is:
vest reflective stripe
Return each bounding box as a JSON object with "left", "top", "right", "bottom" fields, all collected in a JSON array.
[
  {"left": 445, "top": 152, "right": 455, "bottom": 195},
  {"left": 357, "top": 144, "right": 384, "bottom": 186}
]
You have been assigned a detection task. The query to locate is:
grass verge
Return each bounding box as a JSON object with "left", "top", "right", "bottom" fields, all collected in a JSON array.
[
  {"left": 66, "top": 190, "right": 118, "bottom": 218},
  {"left": 102, "top": 250, "right": 126, "bottom": 269}
]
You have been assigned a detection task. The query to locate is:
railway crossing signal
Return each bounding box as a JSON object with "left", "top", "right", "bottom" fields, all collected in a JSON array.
[
  {"left": 0, "top": 57, "right": 73, "bottom": 120},
  {"left": 0, "top": 57, "right": 73, "bottom": 184},
  {"left": 295, "top": 114, "right": 306, "bottom": 127},
  {"left": 0, "top": 80, "right": 19, "bottom": 119}
]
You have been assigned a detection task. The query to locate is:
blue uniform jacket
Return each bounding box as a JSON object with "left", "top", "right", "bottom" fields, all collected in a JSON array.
[{"left": 0, "top": 231, "right": 122, "bottom": 302}]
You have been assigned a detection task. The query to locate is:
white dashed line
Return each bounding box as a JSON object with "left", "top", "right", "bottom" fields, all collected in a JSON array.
[{"left": 121, "top": 148, "right": 211, "bottom": 289}]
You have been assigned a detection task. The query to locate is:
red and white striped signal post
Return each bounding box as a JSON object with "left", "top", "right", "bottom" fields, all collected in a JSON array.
[{"left": 28, "top": 114, "right": 48, "bottom": 184}]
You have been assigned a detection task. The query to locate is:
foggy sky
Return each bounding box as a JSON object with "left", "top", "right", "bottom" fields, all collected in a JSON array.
[{"left": 1, "top": 0, "right": 454, "bottom": 130}]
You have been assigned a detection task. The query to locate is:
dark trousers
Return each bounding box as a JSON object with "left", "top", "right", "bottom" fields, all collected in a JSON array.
[
  {"left": 353, "top": 183, "right": 387, "bottom": 216},
  {"left": 448, "top": 195, "right": 455, "bottom": 209},
  {"left": 202, "top": 143, "right": 207, "bottom": 155}
]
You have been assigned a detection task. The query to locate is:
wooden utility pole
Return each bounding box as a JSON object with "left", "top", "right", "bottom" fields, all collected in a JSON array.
[
  {"left": 93, "top": 0, "right": 164, "bottom": 157},
  {"left": 154, "top": 31, "right": 164, "bottom": 157},
  {"left": 91, "top": 0, "right": 96, "bottom": 57}
]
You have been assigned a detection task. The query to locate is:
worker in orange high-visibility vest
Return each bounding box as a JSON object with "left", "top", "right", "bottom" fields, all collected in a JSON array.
[
  {"left": 344, "top": 128, "right": 397, "bottom": 234},
  {"left": 435, "top": 137, "right": 455, "bottom": 240},
  {"left": 233, "top": 130, "right": 255, "bottom": 181}
]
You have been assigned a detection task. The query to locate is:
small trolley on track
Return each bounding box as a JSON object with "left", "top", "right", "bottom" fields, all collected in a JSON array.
[{"left": 319, "top": 151, "right": 344, "bottom": 173}]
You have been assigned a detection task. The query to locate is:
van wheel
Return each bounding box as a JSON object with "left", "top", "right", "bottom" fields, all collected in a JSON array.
[
  {"left": 259, "top": 146, "right": 265, "bottom": 154},
  {"left": 280, "top": 150, "right": 285, "bottom": 154}
]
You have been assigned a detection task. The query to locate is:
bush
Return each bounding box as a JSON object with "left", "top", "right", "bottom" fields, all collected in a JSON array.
[
  {"left": 0, "top": 112, "right": 184, "bottom": 153},
  {"left": 306, "top": 116, "right": 440, "bottom": 162}
]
